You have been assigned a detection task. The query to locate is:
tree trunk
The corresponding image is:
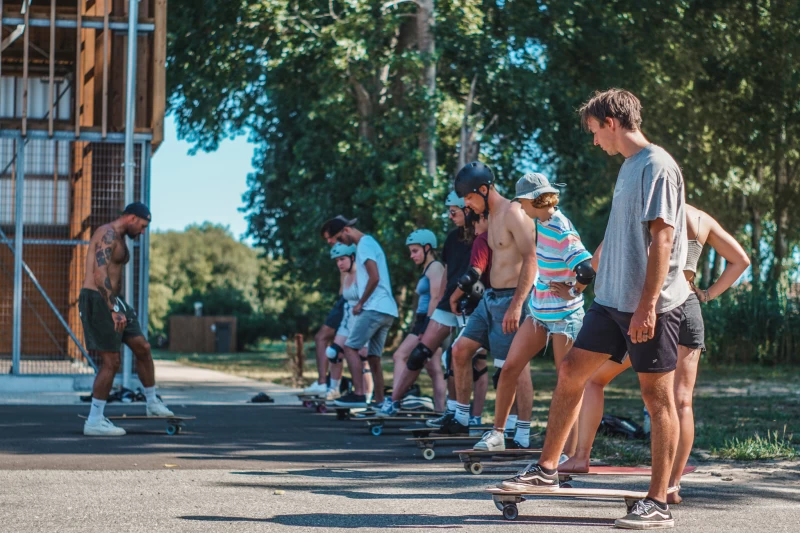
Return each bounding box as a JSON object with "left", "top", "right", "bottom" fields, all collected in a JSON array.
[
  {"left": 769, "top": 131, "right": 790, "bottom": 285},
  {"left": 749, "top": 205, "right": 762, "bottom": 285},
  {"left": 417, "top": 0, "right": 437, "bottom": 179}
]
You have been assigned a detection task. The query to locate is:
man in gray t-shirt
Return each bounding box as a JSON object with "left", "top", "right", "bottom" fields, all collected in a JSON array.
[{"left": 502, "top": 90, "right": 686, "bottom": 530}]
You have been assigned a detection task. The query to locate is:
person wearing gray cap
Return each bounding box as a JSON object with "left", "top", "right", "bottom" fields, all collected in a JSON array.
[
  {"left": 474, "top": 173, "right": 594, "bottom": 453},
  {"left": 322, "top": 216, "right": 398, "bottom": 408}
]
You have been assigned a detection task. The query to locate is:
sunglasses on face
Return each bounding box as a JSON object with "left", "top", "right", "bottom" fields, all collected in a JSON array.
[{"left": 448, "top": 209, "right": 459, "bottom": 217}]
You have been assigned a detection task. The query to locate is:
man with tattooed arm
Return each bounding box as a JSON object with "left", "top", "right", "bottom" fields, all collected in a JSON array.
[{"left": 79, "top": 202, "right": 173, "bottom": 436}]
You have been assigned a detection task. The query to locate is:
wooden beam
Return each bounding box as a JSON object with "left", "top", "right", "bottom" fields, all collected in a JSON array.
[
  {"left": 102, "top": 0, "right": 109, "bottom": 138},
  {"left": 151, "top": 0, "right": 166, "bottom": 148},
  {"left": 22, "top": 0, "right": 30, "bottom": 136},
  {"left": 48, "top": 0, "right": 56, "bottom": 136},
  {"left": 75, "top": 0, "right": 82, "bottom": 137}
]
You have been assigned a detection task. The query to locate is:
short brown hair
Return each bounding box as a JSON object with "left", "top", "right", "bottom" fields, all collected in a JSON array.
[
  {"left": 532, "top": 192, "right": 559, "bottom": 209},
  {"left": 579, "top": 89, "right": 642, "bottom": 131}
]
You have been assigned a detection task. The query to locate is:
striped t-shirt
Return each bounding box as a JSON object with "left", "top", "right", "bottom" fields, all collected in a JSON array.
[{"left": 528, "top": 209, "right": 592, "bottom": 322}]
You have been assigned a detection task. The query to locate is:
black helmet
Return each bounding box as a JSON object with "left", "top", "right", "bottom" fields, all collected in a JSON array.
[{"left": 454, "top": 161, "right": 494, "bottom": 198}]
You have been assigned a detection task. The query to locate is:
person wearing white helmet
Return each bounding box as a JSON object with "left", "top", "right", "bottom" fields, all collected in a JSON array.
[
  {"left": 326, "top": 243, "right": 371, "bottom": 401},
  {"left": 377, "top": 192, "right": 473, "bottom": 417},
  {"left": 383, "top": 229, "right": 446, "bottom": 411}
]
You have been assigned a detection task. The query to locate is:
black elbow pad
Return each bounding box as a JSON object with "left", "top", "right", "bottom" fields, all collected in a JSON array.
[
  {"left": 574, "top": 259, "right": 596, "bottom": 285},
  {"left": 457, "top": 267, "right": 480, "bottom": 292}
]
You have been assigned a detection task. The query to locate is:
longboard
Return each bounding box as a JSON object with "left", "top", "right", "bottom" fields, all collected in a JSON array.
[
  {"left": 455, "top": 448, "right": 543, "bottom": 475},
  {"left": 558, "top": 465, "right": 698, "bottom": 484},
  {"left": 486, "top": 486, "right": 678, "bottom": 521},
  {"left": 297, "top": 394, "right": 330, "bottom": 413},
  {"left": 78, "top": 414, "right": 194, "bottom": 435},
  {"left": 399, "top": 424, "right": 499, "bottom": 436},
  {"left": 407, "top": 435, "right": 516, "bottom": 461}
]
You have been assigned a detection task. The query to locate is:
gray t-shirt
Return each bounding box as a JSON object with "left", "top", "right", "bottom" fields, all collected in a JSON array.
[{"left": 594, "top": 144, "right": 690, "bottom": 314}]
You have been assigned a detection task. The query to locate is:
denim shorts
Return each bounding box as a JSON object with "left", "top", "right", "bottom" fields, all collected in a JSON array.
[
  {"left": 529, "top": 307, "right": 584, "bottom": 343},
  {"left": 344, "top": 310, "right": 395, "bottom": 357},
  {"left": 461, "top": 288, "right": 529, "bottom": 362}
]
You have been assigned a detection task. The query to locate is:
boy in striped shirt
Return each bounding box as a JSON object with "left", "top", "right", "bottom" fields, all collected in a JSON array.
[{"left": 474, "top": 173, "right": 595, "bottom": 453}]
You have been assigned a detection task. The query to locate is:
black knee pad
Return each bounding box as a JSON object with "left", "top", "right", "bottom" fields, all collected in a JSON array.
[
  {"left": 472, "top": 351, "right": 487, "bottom": 362},
  {"left": 326, "top": 343, "right": 344, "bottom": 363},
  {"left": 406, "top": 343, "right": 434, "bottom": 371},
  {"left": 359, "top": 355, "right": 369, "bottom": 362},
  {"left": 492, "top": 368, "right": 502, "bottom": 390},
  {"left": 473, "top": 365, "right": 488, "bottom": 383}
]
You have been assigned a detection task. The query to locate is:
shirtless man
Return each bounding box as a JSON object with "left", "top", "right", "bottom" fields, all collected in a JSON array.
[
  {"left": 437, "top": 162, "right": 537, "bottom": 439},
  {"left": 80, "top": 202, "right": 173, "bottom": 436}
]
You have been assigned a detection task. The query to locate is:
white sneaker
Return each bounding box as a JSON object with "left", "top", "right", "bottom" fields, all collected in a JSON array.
[
  {"left": 303, "top": 381, "right": 328, "bottom": 396},
  {"left": 146, "top": 399, "right": 174, "bottom": 417},
  {"left": 473, "top": 429, "right": 506, "bottom": 451},
  {"left": 84, "top": 417, "right": 126, "bottom": 436},
  {"left": 326, "top": 388, "right": 341, "bottom": 401}
]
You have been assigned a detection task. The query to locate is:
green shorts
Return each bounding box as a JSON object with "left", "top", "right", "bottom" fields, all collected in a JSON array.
[{"left": 79, "top": 288, "right": 143, "bottom": 352}]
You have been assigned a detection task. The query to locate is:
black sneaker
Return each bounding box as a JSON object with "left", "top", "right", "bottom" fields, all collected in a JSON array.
[
  {"left": 333, "top": 392, "right": 368, "bottom": 408},
  {"left": 498, "top": 463, "right": 559, "bottom": 491},
  {"left": 507, "top": 440, "right": 534, "bottom": 450},
  {"left": 614, "top": 498, "right": 674, "bottom": 529},
  {"left": 432, "top": 416, "right": 469, "bottom": 436},
  {"left": 426, "top": 411, "right": 454, "bottom": 428}
]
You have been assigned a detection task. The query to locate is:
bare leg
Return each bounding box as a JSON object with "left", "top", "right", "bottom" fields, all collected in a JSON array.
[
  {"left": 391, "top": 321, "right": 451, "bottom": 402},
  {"left": 669, "top": 346, "right": 701, "bottom": 503},
  {"left": 551, "top": 334, "right": 578, "bottom": 456},
  {"left": 342, "top": 346, "right": 365, "bottom": 394},
  {"left": 472, "top": 356, "right": 488, "bottom": 417},
  {"left": 452, "top": 337, "right": 484, "bottom": 405},
  {"left": 515, "top": 362, "right": 533, "bottom": 423},
  {"left": 424, "top": 349, "right": 446, "bottom": 412},
  {"left": 368, "top": 355, "right": 384, "bottom": 404},
  {"left": 92, "top": 351, "right": 121, "bottom": 400},
  {"left": 539, "top": 348, "right": 610, "bottom": 469},
  {"left": 390, "top": 334, "right": 419, "bottom": 393},
  {"left": 639, "top": 370, "right": 679, "bottom": 503},
  {"left": 493, "top": 320, "right": 547, "bottom": 429},
  {"left": 314, "top": 325, "right": 335, "bottom": 384},
  {"left": 560, "top": 358, "right": 630, "bottom": 472},
  {"left": 126, "top": 336, "right": 155, "bottom": 388},
  {"left": 446, "top": 375, "right": 456, "bottom": 405}
]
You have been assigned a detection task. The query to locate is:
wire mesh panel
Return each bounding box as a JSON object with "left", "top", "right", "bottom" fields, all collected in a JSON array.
[{"left": 0, "top": 136, "right": 149, "bottom": 374}]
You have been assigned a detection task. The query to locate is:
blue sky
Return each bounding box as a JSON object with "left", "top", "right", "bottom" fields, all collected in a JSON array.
[{"left": 150, "top": 116, "right": 256, "bottom": 242}]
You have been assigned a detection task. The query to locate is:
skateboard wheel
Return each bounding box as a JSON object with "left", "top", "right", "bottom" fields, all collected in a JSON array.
[
  {"left": 422, "top": 448, "right": 436, "bottom": 461},
  {"left": 469, "top": 462, "right": 484, "bottom": 475},
  {"left": 560, "top": 482, "right": 572, "bottom": 489},
  {"left": 317, "top": 404, "right": 328, "bottom": 414},
  {"left": 370, "top": 425, "right": 383, "bottom": 436},
  {"left": 303, "top": 401, "right": 313, "bottom": 408},
  {"left": 502, "top": 503, "right": 519, "bottom": 521},
  {"left": 166, "top": 424, "right": 178, "bottom": 436}
]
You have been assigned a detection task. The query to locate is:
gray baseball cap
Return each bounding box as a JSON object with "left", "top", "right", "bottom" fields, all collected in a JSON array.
[{"left": 514, "top": 173, "right": 563, "bottom": 200}]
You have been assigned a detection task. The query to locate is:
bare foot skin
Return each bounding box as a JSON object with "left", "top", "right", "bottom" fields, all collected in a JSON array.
[
  {"left": 667, "top": 489, "right": 682, "bottom": 505},
  {"left": 558, "top": 456, "right": 590, "bottom": 473}
]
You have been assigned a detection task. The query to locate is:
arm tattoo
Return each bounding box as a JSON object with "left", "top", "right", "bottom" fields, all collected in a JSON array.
[
  {"left": 95, "top": 248, "right": 107, "bottom": 267},
  {"left": 102, "top": 228, "right": 116, "bottom": 245}
]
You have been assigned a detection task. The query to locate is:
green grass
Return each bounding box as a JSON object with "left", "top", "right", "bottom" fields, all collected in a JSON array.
[{"left": 153, "top": 345, "right": 800, "bottom": 464}]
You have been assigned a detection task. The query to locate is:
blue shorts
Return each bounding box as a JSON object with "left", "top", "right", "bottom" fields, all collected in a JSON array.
[
  {"left": 529, "top": 307, "right": 584, "bottom": 343},
  {"left": 460, "top": 288, "right": 530, "bottom": 362}
]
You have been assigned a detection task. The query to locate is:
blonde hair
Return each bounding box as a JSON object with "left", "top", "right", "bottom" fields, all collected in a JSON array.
[{"left": 533, "top": 192, "right": 559, "bottom": 209}]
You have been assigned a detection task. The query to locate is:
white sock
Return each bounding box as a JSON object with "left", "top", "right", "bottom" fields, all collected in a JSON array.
[
  {"left": 469, "top": 415, "right": 482, "bottom": 426},
  {"left": 454, "top": 402, "right": 470, "bottom": 426},
  {"left": 446, "top": 399, "right": 458, "bottom": 413},
  {"left": 515, "top": 420, "right": 531, "bottom": 448},
  {"left": 505, "top": 414, "right": 518, "bottom": 431},
  {"left": 143, "top": 386, "right": 157, "bottom": 403},
  {"left": 88, "top": 398, "right": 106, "bottom": 423},
  {"left": 329, "top": 378, "right": 341, "bottom": 391}
]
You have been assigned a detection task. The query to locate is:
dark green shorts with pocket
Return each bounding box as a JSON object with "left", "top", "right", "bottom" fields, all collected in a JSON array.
[{"left": 79, "top": 289, "right": 143, "bottom": 352}]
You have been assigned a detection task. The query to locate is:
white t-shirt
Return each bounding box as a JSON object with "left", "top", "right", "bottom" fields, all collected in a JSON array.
[{"left": 356, "top": 235, "right": 398, "bottom": 317}]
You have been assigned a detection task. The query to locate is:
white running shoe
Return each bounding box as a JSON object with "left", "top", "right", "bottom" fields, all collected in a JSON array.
[
  {"left": 303, "top": 381, "right": 328, "bottom": 396},
  {"left": 326, "top": 388, "right": 341, "bottom": 401},
  {"left": 84, "top": 417, "right": 126, "bottom": 436},
  {"left": 473, "top": 429, "right": 506, "bottom": 451},
  {"left": 146, "top": 399, "right": 174, "bottom": 417}
]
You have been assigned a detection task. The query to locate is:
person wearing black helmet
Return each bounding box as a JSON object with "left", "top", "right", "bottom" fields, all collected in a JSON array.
[{"left": 439, "top": 162, "right": 538, "bottom": 440}]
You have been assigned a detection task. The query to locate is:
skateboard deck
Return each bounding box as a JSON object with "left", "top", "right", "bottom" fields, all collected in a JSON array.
[
  {"left": 558, "top": 465, "right": 698, "bottom": 482},
  {"left": 297, "top": 394, "right": 331, "bottom": 413},
  {"left": 399, "top": 425, "right": 496, "bottom": 436},
  {"left": 455, "top": 448, "right": 543, "bottom": 475},
  {"left": 407, "top": 435, "right": 516, "bottom": 461},
  {"left": 486, "top": 486, "right": 678, "bottom": 521},
  {"left": 78, "top": 414, "right": 194, "bottom": 435}
]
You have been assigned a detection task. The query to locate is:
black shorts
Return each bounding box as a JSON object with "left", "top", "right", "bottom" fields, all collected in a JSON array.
[
  {"left": 678, "top": 292, "right": 705, "bottom": 352},
  {"left": 574, "top": 301, "right": 683, "bottom": 373},
  {"left": 78, "top": 289, "right": 143, "bottom": 352},
  {"left": 324, "top": 296, "right": 346, "bottom": 330},
  {"left": 410, "top": 313, "right": 430, "bottom": 336}
]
